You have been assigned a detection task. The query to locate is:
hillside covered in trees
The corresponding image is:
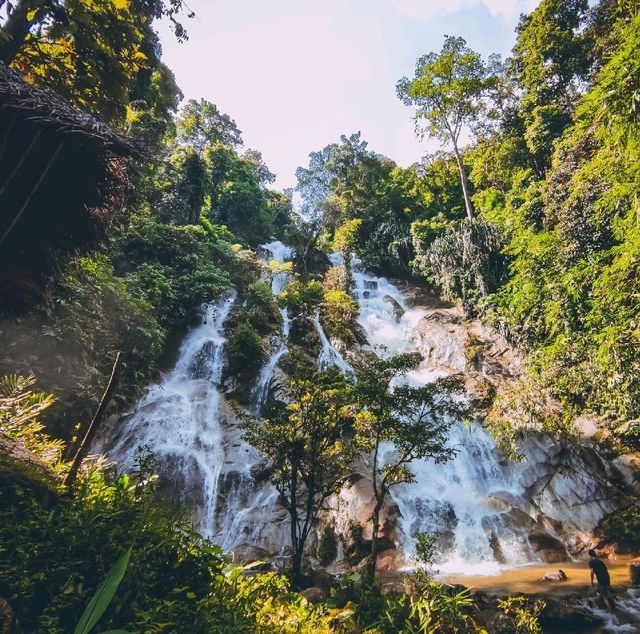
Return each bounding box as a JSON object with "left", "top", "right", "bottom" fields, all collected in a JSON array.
[{"left": 1, "top": 0, "right": 640, "bottom": 632}]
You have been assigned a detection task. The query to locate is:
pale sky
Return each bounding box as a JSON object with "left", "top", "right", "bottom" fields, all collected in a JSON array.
[{"left": 159, "top": 0, "right": 539, "bottom": 189}]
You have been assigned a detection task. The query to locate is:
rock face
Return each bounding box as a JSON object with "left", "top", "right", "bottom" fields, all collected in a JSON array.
[{"left": 539, "top": 597, "right": 605, "bottom": 631}]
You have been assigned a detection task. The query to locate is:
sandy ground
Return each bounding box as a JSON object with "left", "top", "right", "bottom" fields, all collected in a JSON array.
[{"left": 441, "top": 559, "right": 639, "bottom": 597}]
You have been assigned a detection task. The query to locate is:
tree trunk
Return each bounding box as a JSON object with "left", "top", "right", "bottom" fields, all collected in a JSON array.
[
  {"left": 368, "top": 502, "right": 383, "bottom": 579},
  {"left": 0, "top": 0, "right": 45, "bottom": 64},
  {"left": 64, "top": 352, "right": 123, "bottom": 487},
  {"left": 452, "top": 143, "right": 475, "bottom": 222}
]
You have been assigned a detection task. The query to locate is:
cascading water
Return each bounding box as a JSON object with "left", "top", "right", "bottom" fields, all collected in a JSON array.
[
  {"left": 103, "top": 291, "right": 237, "bottom": 537},
  {"left": 347, "top": 256, "right": 622, "bottom": 575},
  {"left": 252, "top": 240, "right": 294, "bottom": 415},
  {"left": 314, "top": 312, "right": 355, "bottom": 378},
  {"left": 102, "top": 243, "right": 633, "bottom": 591}
]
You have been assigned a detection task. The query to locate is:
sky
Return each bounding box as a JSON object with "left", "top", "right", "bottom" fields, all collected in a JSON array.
[{"left": 159, "top": 0, "right": 540, "bottom": 189}]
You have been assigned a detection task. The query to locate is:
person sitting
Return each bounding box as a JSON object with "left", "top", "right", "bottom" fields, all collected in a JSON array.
[{"left": 588, "top": 548, "right": 613, "bottom": 610}]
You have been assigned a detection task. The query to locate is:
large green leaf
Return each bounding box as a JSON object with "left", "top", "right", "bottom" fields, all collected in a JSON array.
[{"left": 74, "top": 546, "right": 132, "bottom": 634}]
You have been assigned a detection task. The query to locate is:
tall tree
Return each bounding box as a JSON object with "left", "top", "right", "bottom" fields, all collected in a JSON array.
[
  {"left": 177, "top": 98, "right": 243, "bottom": 154},
  {"left": 352, "top": 353, "right": 464, "bottom": 574},
  {"left": 243, "top": 365, "right": 356, "bottom": 584},
  {"left": 397, "top": 36, "right": 490, "bottom": 221}
]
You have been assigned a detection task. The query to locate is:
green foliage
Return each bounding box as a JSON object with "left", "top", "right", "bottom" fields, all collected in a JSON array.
[
  {"left": 497, "top": 596, "right": 545, "bottom": 634},
  {"left": 414, "top": 532, "right": 439, "bottom": 569},
  {"left": 0, "top": 457, "right": 341, "bottom": 633},
  {"left": 414, "top": 218, "right": 506, "bottom": 314},
  {"left": 177, "top": 98, "right": 243, "bottom": 153},
  {"left": 0, "top": 375, "right": 64, "bottom": 469},
  {"left": 278, "top": 278, "right": 324, "bottom": 319},
  {"left": 74, "top": 546, "right": 132, "bottom": 634},
  {"left": 227, "top": 321, "right": 264, "bottom": 383},
  {"left": 317, "top": 527, "right": 338, "bottom": 566},
  {"left": 594, "top": 504, "right": 640, "bottom": 551},
  {"left": 321, "top": 290, "right": 359, "bottom": 343},
  {"left": 243, "top": 364, "right": 356, "bottom": 582},
  {"left": 5, "top": 0, "right": 190, "bottom": 123}
]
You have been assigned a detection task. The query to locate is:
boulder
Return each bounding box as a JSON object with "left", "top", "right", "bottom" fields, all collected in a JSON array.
[
  {"left": 541, "top": 569, "right": 568, "bottom": 582},
  {"left": 485, "top": 612, "right": 516, "bottom": 634},
  {"left": 383, "top": 295, "right": 404, "bottom": 321},
  {"left": 528, "top": 531, "right": 569, "bottom": 563},
  {"left": 229, "top": 543, "right": 273, "bottom": 565},
  {"left": 539, "top": 597, "right": 605, "bottom": 631},
  {"left": 301, "top": 587, "right": 326, "bottom": 604},
  {"left": 250, "top": 460, "right": 273, "bottom": 483}
]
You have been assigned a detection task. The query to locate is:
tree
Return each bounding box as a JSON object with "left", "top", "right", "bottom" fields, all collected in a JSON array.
[
  {"left": 177, "top": 99, "right": 243, "bottom": 154},
  {"left": 0, "top": 0, "right": 188, "bottom": 64},
  {"left": 351, "top": 353, "right": 465, "bottom": 574},
  {"left": 397, "top": 36, "right": 490, "bottom": 221},
  {"left": 243, "top": 365, "right": 356, "bottom": 584},
  {"left": 1, "top": 0, "right": 190, "bottom": 122}
]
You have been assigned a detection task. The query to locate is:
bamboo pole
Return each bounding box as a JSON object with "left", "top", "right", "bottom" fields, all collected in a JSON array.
[{"left": 64, "top": 352, "right": 123, "bottom": 487}]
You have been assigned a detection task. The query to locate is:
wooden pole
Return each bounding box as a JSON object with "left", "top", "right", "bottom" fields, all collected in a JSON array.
[{"left": 64, "top": 352, "right": 123, "bottom": 487}]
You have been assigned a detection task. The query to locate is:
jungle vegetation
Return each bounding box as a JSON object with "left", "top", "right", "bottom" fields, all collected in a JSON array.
[{"left": 1, "top": 0, "right": 638, "bottom": 631}]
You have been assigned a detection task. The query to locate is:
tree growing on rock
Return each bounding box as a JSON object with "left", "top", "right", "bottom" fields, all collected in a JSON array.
[
  {"left": 242, "top": 363, "right": 356, "bottom": 585},
  {"left": 351, "top": 352, "right": 466, "bottom": 574}
]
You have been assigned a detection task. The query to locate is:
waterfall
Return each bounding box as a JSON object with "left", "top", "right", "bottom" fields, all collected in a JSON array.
[
  {"left": 348, "top": 257, "right": 620, "bottom": 574},
  {"left": 251, "top": 240, "right": 294, "bottom": 415},
  {"left": 313, "top": 312, "right": 355, "bottom": 378},
  {"left": 104, "top": 291, "right": 237, "bottom": 538},
  {"left": 101, "top": 246, "right": 629, "bottom": 575}
]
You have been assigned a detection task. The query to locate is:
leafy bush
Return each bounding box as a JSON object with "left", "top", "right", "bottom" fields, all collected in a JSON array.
[
  {"left": 227, "top": 321, "right": 264, "bottom": 384},
  {"left": 594, "top": 504, "right": 640, "bottom": 551},
  {"left": 0, "top": 457, "right": 341, "bottom": 634},
  {"left": 321, "top": 290, "right": 359, "bottom": 343},
  {"left": 317, "top": 527, "right": 338, "bottom": 566}
]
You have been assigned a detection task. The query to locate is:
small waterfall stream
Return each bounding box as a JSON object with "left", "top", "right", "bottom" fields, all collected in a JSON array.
[{"left": 104, "top": 291, "right": 237, "bottom": 537}]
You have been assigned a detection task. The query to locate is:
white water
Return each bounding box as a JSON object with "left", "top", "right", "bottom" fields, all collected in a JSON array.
[
  {"left": 103, "top": 246, "right": 629, "bottom": 576},
  {"left": 314, "top": 312, "right": 355, "bottom": 378},
  {"left": 348, "top": 257, "right": 618, "bottom": 575},
  {"left": 104, "top": 291, "right": 237, "bottom": 537},
  {"left": 251, "top": 240, "right": 294, "bottom": 414}
]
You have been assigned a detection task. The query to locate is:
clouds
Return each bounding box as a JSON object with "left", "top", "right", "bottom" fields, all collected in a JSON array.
[{"left": 391, "top": 0, "right": 538, "bottom": 21}]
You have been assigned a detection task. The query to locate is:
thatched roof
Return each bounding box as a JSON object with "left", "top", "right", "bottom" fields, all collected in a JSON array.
[
  {"left": 0, "top": 64, "right": 140, "bottom": 313},
  {"left": 0, "top": 63, "right": 139, "bottom": 158}
]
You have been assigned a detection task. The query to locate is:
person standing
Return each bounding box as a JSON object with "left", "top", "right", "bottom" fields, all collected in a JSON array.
[{"left": 588, "top": 549, "right": 613, "bottom": 610}]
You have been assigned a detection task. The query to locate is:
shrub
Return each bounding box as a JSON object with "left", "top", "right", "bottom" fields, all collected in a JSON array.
[
  {"left": 227, "top": 321, "right": 264, "bottom": 383},
  {"left": 321, "top": 290, "right": 359, "bottom": 342},
  {"left": 317, "top": 527, "right": 338, "bottom": 566}
]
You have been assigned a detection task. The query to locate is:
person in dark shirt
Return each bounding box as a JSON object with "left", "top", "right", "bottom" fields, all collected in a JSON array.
[{"left": 588, "top": 549, "right": 612, "bottom": 610}]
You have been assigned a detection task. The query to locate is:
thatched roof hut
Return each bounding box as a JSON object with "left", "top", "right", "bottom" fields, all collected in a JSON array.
[{"left": 0, "top": 64, "right": 140, "bottom": 312}]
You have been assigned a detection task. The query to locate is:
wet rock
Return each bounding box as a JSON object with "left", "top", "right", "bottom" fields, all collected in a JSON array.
[
  {"left": 230, "top": 543, "right": 273, "bottom": 565},
  {"left": 486, "top": 612, "right": 516, "bottom": 634},
  {"left": 376, "top": 548, "right": 405, "bottom": 571},
  {"left": 383, "top": 295, "right": 404, "bottom": 321},
  {"left": 528, "top": 531, "right": 570, "bottom": 563},
  {"left": 364, "top": 280, "right": 378, "bottom": 290},
  {"left": 488, "top": 531, "right": 506, "bottom": 564},
  {"left": 301, "top": 587, "right": 326, "bottom": 604},
  {"left": 539, "top": 597, "right": 605, "bottom": 631},
  {"left": 541, "top": 569, "right": 568, "bottom": 582},
  {"left": 250, "top": 460, "right": 273, "bottom": 484}
]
